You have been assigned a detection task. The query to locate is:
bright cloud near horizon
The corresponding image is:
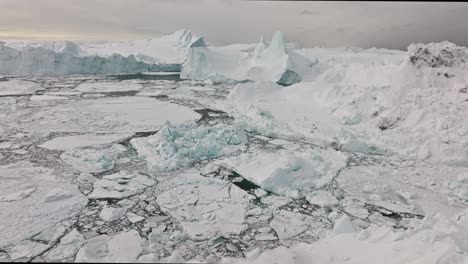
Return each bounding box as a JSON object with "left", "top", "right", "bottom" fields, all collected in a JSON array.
[{"left": 0, "top": 0, "right": 467, "bottom": 50}]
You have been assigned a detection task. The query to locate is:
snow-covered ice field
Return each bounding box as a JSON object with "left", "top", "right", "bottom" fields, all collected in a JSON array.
[{"left": 1, "top": 30, "right": 468, "bottom": 263}]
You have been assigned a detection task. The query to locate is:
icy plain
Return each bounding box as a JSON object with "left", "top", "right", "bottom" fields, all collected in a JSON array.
[{"left": 0, "top": 30, "right": 468, "bottom": 263}]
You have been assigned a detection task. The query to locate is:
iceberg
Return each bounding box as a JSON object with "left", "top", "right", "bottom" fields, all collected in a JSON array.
[
  {"left": 246, "top": 31, "right": 316, "bottom": 85},
  {"left": 181, "top": 31, "right": 315, "bottom": 85},
  {"left": 0, "top": 29, "right": 204, "bottom": 76}
]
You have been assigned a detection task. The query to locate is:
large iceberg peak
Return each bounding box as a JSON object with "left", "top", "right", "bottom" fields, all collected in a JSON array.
[
  {"left": 268, "top": 31, "right": 287, "bottom": 55},
  {"left": 252, "top": 35, "right": 267, "bottom": 62}
]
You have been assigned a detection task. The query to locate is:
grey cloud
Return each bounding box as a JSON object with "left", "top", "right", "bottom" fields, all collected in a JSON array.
[
  {"left": 300, "top": 10, "right": 320, "bottom": 16},
  {"left": 0, "top": 0, "right": 467, "bottom": 50}
]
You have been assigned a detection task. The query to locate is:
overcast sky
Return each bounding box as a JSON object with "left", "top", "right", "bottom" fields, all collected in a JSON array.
[{"left": 0, "top": 0, "right": 467, "bottom": 50}]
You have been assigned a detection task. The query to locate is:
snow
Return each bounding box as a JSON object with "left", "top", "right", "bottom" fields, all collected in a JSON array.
[
  {"left": 0, "top": 161, "right": 87, "bottom": 249},
  {"left": 131, "top": 121, "right": 247, "bottom": 173},
  {"left": 217, "top": 149, "right": 347, "bottom": 199},
  {"left": 40, "top": 133, "right": 132, "bottom": 150}
]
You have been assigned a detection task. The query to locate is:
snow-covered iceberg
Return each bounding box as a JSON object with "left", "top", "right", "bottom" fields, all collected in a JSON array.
[
  {"left": 181, "top": 31, "right": 315, "bottom": 85},
  {"left": 405, "top": 41, "right": 468, "bottom": 69}
]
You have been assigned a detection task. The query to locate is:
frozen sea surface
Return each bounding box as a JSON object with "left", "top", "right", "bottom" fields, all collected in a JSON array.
[{"left": 0, "top": 60, "right": 467, "bottom": 263}]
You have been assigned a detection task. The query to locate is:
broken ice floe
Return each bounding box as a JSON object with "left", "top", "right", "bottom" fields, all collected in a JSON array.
[
  {"left": 44, "top": 229, "right": 85, "bottom": 261},
  {"left": 217, "top": 149, "right": 347, "bottom": 199},
  {"left": 155, "top": 173, "right": 253, "bottom": 240},
  {"left": 88, "top": 171, "right": 156, "bottom": 199}
]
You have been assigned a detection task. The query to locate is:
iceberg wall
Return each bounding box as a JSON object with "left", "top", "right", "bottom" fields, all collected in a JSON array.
[
  {"left": 0, "top": 42, "right": 179, "bottom": 76},
  {"left": 0, "top": 29, "right": 205, "bottom": 76}
]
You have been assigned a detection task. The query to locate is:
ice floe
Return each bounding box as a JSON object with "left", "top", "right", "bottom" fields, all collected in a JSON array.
[
  {"left": 40, "top": 133, "right": 132, "bottom": 150},
  {"left": 0, "top": 162, "right": 87, "bottom": 249},
  {"left": 22, "top": 97, "right": 200, "bottom": 133},
  {"left": 60, "top": 144, "right": 126, "bottom": 173},
  {"left": 75, "top": 230, "right": 143, "bottom": 262},
  {"left": 0, "top": 79, "right": 41, "bottom": 96}
]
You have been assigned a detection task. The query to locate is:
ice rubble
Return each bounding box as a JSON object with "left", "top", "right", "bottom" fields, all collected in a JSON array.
[
  {"left": 131, "top": 121, "right": 247, "bottom": 173},
  {"left": 223, "top": 209, "right": 468, "bottom": 264},
  {"left": 0, "top": 29, "right": 204, "bottom": 76},
  {"left": 217, "top": 149, "right": 347, "bottom": 199},
  {"left": 181, "top": 31, "right": 315, "bottom": 85},
  {"left": 0, "top": 161, "right": 87, "bottom": 249}
]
